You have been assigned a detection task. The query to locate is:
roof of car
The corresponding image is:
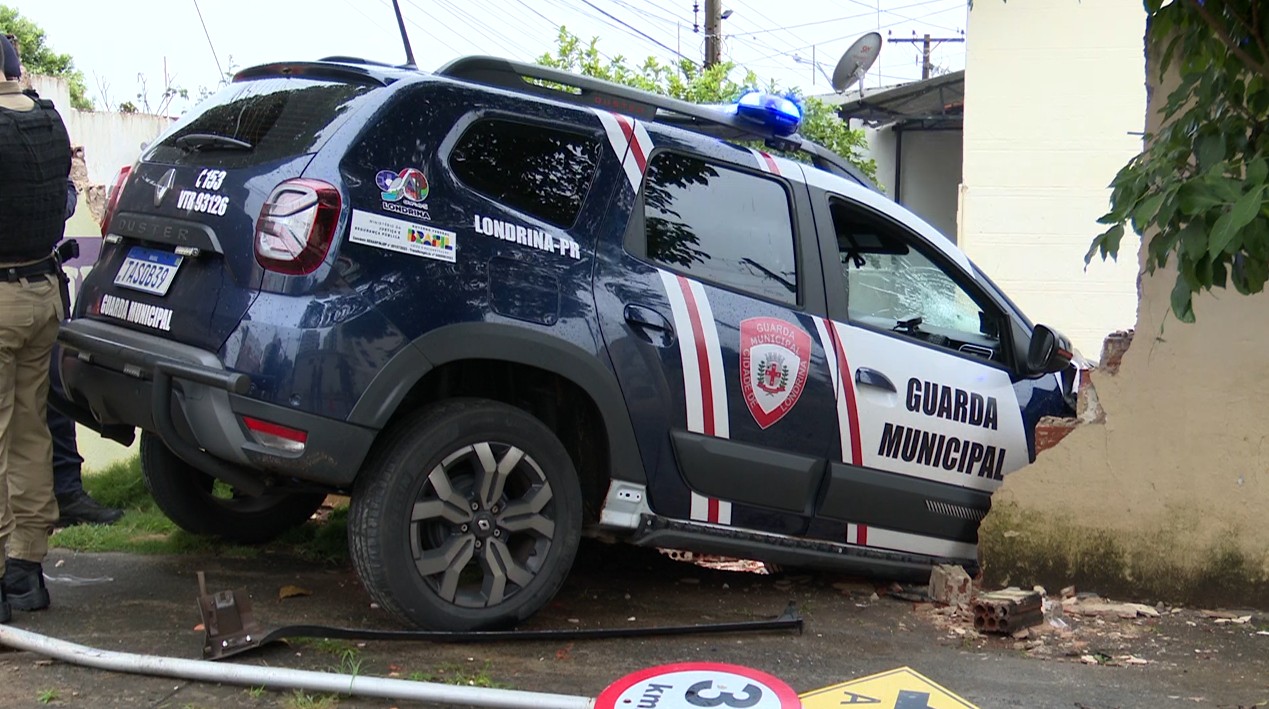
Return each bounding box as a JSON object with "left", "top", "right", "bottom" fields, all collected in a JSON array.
[{"left": 234, "top": 55, "right": 878, "bottom": 192}]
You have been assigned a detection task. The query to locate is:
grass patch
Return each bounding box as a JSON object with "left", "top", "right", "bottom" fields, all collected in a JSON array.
[
  {"left": 284, "top": 690, "right": 338, "bottom": 709},
  {"left": 408, "top": 660, "right": 506, "bottom": 688},
  {"left": 36, "top": 688, "right": 58, "bottom": 704},
  {"left": 53, "top": 455, "right": 349, "bottom": 563}
]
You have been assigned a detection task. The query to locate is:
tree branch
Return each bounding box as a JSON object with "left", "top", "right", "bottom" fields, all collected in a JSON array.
[{"left": 1185, "top": 0, "right": 1269, "bottom": 82}]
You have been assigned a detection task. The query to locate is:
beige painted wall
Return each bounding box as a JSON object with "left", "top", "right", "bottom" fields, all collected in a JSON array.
[
  {"left": 960, "top": 0, "right": 1145, "bottom": 359},
  {"left": 982, "top": 33, "right": 1269, "bottom": 606},
  {"left": 30, "top": 75, "right": 170, "bottom": 185}
]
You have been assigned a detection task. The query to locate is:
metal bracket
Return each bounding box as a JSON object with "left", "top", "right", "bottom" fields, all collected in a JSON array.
[{"left": 197, "top": 572, "right": 263, "bottom": 660}]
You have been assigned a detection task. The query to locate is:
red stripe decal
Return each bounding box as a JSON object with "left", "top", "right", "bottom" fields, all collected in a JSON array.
[
  {"left": 830, "top": 326, "right": 863, "bottom": 466},
  {"left": 759, "top": 151, "right": 780, "bottom": 175},
  {"left": 708, "top": 498, "right": 720, "bottom": 524},
  {"left": 614, "top": 114, "right": 648, "bottom": 173},
  {"left": 677, "top": 276, "right": 715, "bottom": 436},
  {"left": 857, "top": 524, "right": 868, "bottom": 546}
]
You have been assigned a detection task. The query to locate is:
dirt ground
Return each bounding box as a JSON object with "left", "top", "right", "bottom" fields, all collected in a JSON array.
[{"left": 0, "top": 541, "right": 1265, "bottom": 709}]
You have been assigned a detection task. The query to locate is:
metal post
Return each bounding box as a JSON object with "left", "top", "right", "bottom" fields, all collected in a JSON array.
[
  {"left": 704, "top": 0, "right": 721, "bottom": 67},
  {"left": 922, "top": 34, "right": 932, "bottom": 79}
]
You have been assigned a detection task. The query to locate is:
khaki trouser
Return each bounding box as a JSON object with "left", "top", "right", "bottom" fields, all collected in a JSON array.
[{"left": 0, "top": 272, "right": 64, "bottom": 578}]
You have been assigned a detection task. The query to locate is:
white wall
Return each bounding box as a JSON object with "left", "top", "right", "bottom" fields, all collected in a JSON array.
[
  {"left": 959, "top": 0, "right": 1145, "bottom": 358},
  {"left": 29, "top": 75, "right": 170, "bottom": 185},
  {"left": 864, "top": 126, "right": 963, "bottom": 243}
]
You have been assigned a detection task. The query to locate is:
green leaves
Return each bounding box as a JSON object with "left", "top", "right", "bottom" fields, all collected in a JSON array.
[
  {"left": 1208, "top": 185, "right": 1265, "bottom": 257},
  {"left": 1089, "top": 0, "right": 1269, "bottom": 324}
]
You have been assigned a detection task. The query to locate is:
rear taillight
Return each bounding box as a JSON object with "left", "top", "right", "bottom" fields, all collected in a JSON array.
[
  {"left": 242, "top": 416, "right": 307, "bottom": 454},
  {"left": 100, "top": 165, "right": 133, "bottom": 235},
  {"left": 254, "top": 179, "right": 341, "bottom": 275}
]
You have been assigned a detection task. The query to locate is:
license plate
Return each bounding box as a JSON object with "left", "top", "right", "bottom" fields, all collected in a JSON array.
[{"left": 114, "top": 246, "right": 184, "bottom": 296}]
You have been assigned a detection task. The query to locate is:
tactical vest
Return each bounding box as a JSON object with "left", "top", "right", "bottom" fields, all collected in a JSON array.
[{"left": 0, "top": 91, "right": 72, "bottom": 262}]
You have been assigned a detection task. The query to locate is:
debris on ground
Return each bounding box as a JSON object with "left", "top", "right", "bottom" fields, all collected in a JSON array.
[
  {"left": 906, "top": 580, "right": 1269, "bottom": 669},
  {"left": 972, "top": 588, "right": 1043, "bottom": 634},
  {"left": 928, "top": 564, "right": 973, "bottom": 610}
]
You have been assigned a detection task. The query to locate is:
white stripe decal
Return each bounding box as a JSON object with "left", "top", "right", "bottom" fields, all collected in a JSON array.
[
  {"left": 814, "top": 318, "right": 853, "bottom": 464},
  {"left": 689, "top": 493, "right": 733, "bottom": 525},
  {"left": 631, "top": 120, "right": 654, "bottom": 169},
  {"left": 748, "top": 147, "right": 781, "bottom": 175},
  {"left": 688, "top": 278, "right": 729, "bottom": 439},
  {"left": 828, "top": 321, "right": 863, "bottom": 465},
  {"left": 659, "top": 270, "right": 731, "bottom": 525},
  {"left": 846, "top": 523, "right": 978, "bottom": 560},
  {"left": 660, "top": 270, "right": 704, "bottom": 433},
  {"left": 593, "top": 109, "right": 641, "bottom": 192}
]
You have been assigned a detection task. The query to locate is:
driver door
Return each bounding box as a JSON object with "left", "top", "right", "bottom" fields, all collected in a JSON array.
[{"left": 810, "top": 193, "right": 1029, "bottom": 558}]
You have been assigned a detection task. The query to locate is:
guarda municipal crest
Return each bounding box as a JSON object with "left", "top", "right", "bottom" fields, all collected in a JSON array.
[{"left": 740, "top": 317, "right": 811, "bottom": 429}]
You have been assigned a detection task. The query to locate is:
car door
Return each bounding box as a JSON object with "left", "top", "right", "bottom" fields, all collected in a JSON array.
[
  {"left": 808, "top": 190, "right": 1030, "bottom": 561},
  {"left": 593, "top": 125, "right": 838, "bottom": 537}
]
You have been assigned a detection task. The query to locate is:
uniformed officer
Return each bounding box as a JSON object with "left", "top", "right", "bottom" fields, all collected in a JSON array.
[{"left": 0, "top": 33, "right": 72, "bottom": 622}]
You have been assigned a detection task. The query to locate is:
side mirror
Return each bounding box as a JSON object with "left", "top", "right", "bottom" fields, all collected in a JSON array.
[{"left": 1026, "top": 324, "right": 1073, "bottom": 375}]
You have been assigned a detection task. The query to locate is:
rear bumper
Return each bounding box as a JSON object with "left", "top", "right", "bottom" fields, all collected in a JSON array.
[{"left": 58, "top": 319, "right": 375, "bottom": 489}]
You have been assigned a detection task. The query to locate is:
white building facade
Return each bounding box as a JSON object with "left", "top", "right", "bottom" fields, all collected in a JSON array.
[{"left": 958, "top": 0, "right": 1146, "bottom": 358}]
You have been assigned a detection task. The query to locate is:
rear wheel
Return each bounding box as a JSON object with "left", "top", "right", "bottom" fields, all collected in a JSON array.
[
  {"left": 139, "top": 432, "right": 326, "bottom": 544},
  {"left": 349, "top": 399, "right": 583, "bottom": 631}
]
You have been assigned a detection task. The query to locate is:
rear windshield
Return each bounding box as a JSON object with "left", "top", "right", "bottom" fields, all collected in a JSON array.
[{"left": 144, "top": 78, "right": 374, "bottom": 168}]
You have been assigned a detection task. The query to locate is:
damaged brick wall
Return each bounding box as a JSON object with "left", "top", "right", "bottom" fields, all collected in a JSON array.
[{"left": 980, "top": 30, "right": 1269, "bottom": 610}]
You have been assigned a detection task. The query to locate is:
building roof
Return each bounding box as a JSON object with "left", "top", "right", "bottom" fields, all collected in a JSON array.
[{"left": 833, "top": 70, "right": 964, "bottom": 130}]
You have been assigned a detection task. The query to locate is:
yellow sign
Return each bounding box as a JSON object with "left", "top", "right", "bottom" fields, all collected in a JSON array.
[{"left": 799, "top": 667, "right": 979, "bottom": 709}]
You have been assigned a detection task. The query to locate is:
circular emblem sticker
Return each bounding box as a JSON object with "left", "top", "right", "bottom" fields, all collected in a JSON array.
[{"left": 596, "top": 662, "right": 800, "bottom": 709}]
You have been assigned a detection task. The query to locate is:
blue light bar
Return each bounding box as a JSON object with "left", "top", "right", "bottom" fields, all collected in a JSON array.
[{"left": 735, "top": 90, "right": 803, "bottom": 136}]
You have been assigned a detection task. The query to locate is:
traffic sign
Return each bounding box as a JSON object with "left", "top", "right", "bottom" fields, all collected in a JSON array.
[
  {"left": 799, "top": 667, "right": 979, "bottom": 709},
  {"left": 596, "top": 662, "right": 801, "bottom": 709}
]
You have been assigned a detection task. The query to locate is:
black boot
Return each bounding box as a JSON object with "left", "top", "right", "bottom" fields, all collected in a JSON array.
[
  {"left": 2, "top": 559, "right": 49, "bottom": 611},
  {"left": 56, "top": 490, "right": 124, "bottom": 527},
  {"left": 0, "top": 584, "right": 10, "bottom": 623}
]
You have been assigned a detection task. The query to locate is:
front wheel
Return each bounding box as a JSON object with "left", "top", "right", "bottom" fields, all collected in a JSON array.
[
  {"left": 349, "top": 399, "right": 583, "bottom": 631},
  {"left": 139, "top": 432, "right": 326, "bottom": 544}
]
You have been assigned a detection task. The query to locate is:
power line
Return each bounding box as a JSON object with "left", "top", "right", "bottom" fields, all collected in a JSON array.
[
  {"left": 191, "top": 0, "right": 224, "bottom": 79},
  {"left": 554, "top": 0, "right": 698, "bottom": 65},
  {"left": 841, "top": 0, "right": 965, "bottom": 35},
  {"left": 736, "top": 0, "right": 957, "bottom": 36}
]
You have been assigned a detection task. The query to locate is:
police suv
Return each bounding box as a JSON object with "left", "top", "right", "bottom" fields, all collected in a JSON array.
[{"left": 58, "top": 55, "right": 1077, "bottom": 630}]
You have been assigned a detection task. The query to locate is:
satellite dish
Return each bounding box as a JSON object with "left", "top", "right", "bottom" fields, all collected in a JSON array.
[{"left": 831, "top": 31, "right": 883, "bottom": 94}]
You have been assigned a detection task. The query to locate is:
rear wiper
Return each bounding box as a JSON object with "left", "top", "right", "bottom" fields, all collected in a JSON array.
[{"left": 174, "top": 133, "right": 254, "bottom": 152}]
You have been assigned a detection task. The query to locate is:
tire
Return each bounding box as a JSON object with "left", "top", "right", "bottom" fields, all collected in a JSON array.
[
  {"left": 349, "top": 399, "right": 583, "bottom": 631},
  {"left": 139, "top": 432, "right": 326, "bottom": 544}
]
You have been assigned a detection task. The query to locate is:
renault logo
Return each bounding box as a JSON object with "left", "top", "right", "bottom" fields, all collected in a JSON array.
[{"left": 154, "top": 168, "right": 175, "bottom": 207}]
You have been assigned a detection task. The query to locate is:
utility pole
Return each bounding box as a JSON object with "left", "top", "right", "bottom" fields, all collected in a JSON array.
[
  {"left": 704, "top": 0, "right": 721, "bottom": 68},
  {"left": 889, "top": 33, "right": 964, "bottom": 80}
]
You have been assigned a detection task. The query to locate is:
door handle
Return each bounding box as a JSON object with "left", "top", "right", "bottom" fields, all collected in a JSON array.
[
  {"left": 624, "top": 304, "right": 675, "bottom": 345},
  {"left": 855, "top": 367, "right": 896, "bottom": 392}
]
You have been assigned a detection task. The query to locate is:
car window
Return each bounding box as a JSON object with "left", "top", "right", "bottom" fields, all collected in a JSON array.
[
  {"left": 829, "top": 197, "right": 1005, "bottom": 363},
  {"left": 449, "top": 119, "right": 601, "bottom": 228},
  {"left": 146, "top": 78, "right": 374, "bottom": 169},
  {"left": 640, "top": 152, "right": 798, "bottom": 305}
]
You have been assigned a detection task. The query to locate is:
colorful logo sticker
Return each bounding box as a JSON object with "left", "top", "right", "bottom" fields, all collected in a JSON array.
[
  {"left": 408, "top": 226, "right": 453, "bottom": 252},
  {"left": 740, "top": 317, "right": 811, "bottom": 429},
  {"left": 376, "top": 167, "right": 429, "bottom": 203}
]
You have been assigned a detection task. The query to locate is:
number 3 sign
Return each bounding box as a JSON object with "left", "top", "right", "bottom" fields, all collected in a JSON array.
[{"left": 596, "top": 662, "right": 802, "bottom": 709}]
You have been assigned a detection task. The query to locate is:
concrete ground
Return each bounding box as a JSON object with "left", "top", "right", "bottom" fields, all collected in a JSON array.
[{"left": 0, "top": 541, "right": 1265, "bottom": 709}]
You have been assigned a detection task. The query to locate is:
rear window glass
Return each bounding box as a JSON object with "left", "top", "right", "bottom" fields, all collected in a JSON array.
[
  {"left": 448, "top": 119, "right": 601, "bottom": 228},
  {"left": 145, "top": 78, "right": 373, "bottom": 168}
]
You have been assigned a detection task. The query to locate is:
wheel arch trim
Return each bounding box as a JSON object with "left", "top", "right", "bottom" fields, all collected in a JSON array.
[{"left": 348, "top": 322, "right": 645, "bottom": 484}]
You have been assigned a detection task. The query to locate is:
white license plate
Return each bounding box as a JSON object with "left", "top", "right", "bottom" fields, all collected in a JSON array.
[{"left": 114, "top": 247, "right": 184, "bottom": 296}]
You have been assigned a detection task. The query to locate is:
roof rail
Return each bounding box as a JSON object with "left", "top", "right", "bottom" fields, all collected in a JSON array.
[{"left": 435, "top": 55, "right": 877, "bottom": 190}]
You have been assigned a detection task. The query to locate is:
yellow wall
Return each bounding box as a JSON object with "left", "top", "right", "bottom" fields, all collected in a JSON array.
[
  {"left": 959, "top": 0, "right": 1145, "bottom": 358},
  {"left": 981, "top": 29, "right": 1269, "bottom": 606}
]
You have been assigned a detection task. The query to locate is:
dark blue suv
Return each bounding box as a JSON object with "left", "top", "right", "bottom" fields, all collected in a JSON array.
[{"left": 58, "top": 56, "right": 1076, "bottom": 630}]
